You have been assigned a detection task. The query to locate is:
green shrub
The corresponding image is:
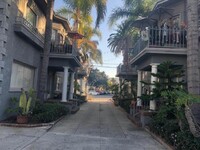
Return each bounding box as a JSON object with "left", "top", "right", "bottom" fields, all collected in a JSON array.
[
  {"left": 149, "top": 104, "right": 200, "bottom": 150},
  {"left": 119, "top": 99, "right": 132, "bottom": 113},
  {"left": 30, "top": 102, "right": 69, "bottom": 123}
]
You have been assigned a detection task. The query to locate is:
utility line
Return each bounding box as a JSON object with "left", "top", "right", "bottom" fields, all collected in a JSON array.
[{"left": 93, "top": 65, "right": 117, "bottom": 68}]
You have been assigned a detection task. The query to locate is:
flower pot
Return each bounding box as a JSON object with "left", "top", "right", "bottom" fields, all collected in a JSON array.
[{"left": 17, "top": 115, "right": 28, "bottom": 124}]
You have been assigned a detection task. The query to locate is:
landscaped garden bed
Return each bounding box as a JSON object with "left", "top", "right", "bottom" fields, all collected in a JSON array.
[
  {"left": 1, "top": 102, "right": 69, "bottom": 126},
  {"left": 1, "top": 89, "right": 69, "bottom": 126}
]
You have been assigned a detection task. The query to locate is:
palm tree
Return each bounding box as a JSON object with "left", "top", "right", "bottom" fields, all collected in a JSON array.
[
  {"left": 186, "top": 0, "right": 200, "bottom": 95},
  {"left": 109, "top": 0, "right": 156, "bottom": 29},
  {"left": 39, "top": 0, "right": 54, "bottom": 101},
  {"left": 60, "top": 0, "right": 107, "bottom": 28},
  {"left": 57, "top": 3, "right": 105, "bottom": 95},
  {"left": 108, "top": 23, "right": 139, "bottom": 65},
  {"left": 108, "top": 0, "right": 156, "bottom": 64},
  {"left": 57, "top": 8, "right": 103, "bottom": 64},
  {"left": 77, "top": 17, "right": 103, "bottom": 64}
]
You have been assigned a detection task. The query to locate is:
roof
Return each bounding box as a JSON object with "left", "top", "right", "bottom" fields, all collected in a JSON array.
[
  {"left": 153, "top": 0, "right": 183, "bottom": 10},
  {"left": 53, "top": 14, "right": 71, "bottom": 31}
]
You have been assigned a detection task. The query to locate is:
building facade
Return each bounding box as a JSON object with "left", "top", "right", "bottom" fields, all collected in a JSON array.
[
  {"left": 0, "top": 0, "right": 82, "bottom": 120},
  {"left": 0, "top": 0, "right": 46, "bottom": 119},
  {"left": 116, "top": 0, "right": 191, "bottom": 110}
]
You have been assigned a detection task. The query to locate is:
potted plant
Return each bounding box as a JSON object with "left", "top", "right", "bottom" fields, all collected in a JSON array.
[
  {"left": 5, "top": 89, "right": 36, "bottom": 124},
  {"left": 17, "top": 89, "right": 35, "bottom": 124}
]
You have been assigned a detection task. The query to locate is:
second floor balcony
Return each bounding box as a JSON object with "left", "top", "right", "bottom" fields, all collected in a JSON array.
[
  {"left": 116, "top": 64, "right": 137, "bottom": 80},
  {"left": 130, "top": 27, "right": 187, "bottom": 64},
  {"left": 50, "top": 44, "right": 73, "bottom": 54},
  {"left": 14, "top": 16, "right": 44, "bottom": 48},
  {"left": 49, "top": 43, "right": 81, "bottom": 68}
]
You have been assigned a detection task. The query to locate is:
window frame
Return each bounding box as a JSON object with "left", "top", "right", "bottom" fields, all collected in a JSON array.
[
  {"left": 26, "top": 5, "right": 37, "bottom": 27},
  {"left": 10, "top": 61, "right": 35, "bottom": 92}
]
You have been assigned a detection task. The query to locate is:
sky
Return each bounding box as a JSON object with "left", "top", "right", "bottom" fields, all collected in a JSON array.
[{"left": 54, "top": 0, "right": 123, "bottom": 78}]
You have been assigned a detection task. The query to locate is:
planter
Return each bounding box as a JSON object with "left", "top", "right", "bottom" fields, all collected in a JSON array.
[{"left": 17, "top": 115, "right": 29, "bottom": 124}]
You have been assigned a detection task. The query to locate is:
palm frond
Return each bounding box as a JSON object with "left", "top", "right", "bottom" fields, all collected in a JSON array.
[{"left": 109, "top": 8, "right": 135, "bottom": 27}]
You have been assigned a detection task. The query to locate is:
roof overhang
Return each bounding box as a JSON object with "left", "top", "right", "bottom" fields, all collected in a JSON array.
[{"left": 53, "top": 14, "right": 71, "bottom": 31}]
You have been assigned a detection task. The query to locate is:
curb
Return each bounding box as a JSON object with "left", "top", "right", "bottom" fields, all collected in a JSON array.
[
  {"left": 144, "top": 127, "right": 174, "bottom": 150},
  {"left": 0, "top": 115, "right": 66, "bottom": 130},
  {"left": 127, "top": 114, "right": 142, "bottom": 127}
]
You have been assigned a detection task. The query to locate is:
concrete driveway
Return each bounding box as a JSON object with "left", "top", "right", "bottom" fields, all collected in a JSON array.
[{"left": 0, "top": 95, "right": 166, "bottom": 150}]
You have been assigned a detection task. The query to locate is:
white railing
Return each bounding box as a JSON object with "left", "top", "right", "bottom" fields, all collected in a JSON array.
[{"left": 131, "top": 27, "right": 187, "bottom": 57}]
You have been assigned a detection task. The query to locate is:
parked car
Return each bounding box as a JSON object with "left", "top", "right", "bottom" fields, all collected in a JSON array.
[{"left": 88, "top": 90, "right": 99, "bottom": 95}]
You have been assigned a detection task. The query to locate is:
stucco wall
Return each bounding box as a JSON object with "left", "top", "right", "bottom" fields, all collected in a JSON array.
[{"left": 0, "top": 0, "right": 41, "bottom": 120}]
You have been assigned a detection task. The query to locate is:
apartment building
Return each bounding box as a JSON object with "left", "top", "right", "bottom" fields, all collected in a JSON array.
[
  {"left": 0, "top": 0, "right": 47, "bottom": 119},
  {"left": 0, "top": 0, "right": 82, "bottom": 120}
]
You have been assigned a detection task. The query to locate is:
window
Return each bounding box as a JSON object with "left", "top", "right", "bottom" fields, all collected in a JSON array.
[
  {"left": 10, "top": 62, "right": 35, "bottom": 91},
  {"left": 51, "top": 29, "right": 57, "bottom": 41},
  {"left": 56, "top": 76, "right": 62, "bottom": 92},
  {"left": 59, "top": 35, "right": 63, "bottom": 44},
  {"left": 26, "top": 6, "right": 37, "bottom": 27}
]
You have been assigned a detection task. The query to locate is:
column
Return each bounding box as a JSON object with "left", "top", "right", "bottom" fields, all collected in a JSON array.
[
  {"left": 82, "top": 78, "right": 87, "bottom": 95},
  {"left": 69, "top": 72, "right": 75, "bottom": 99},
  {"left": 80, "top": 78, "right": 83, "bottom": 95},
  {"left": 61, "top": 67, "right": 69, "bottom": 102},
  {"left": 137, "top": 70, "right": 142, "bottom": 106},
  {"left": 150, "top": 63, "right": 159, "bottom": 110}
]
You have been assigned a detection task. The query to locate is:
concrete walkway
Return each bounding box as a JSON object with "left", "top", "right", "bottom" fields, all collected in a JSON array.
[{"left": 0, "top": 96, "right": 167, "bottom": 150}]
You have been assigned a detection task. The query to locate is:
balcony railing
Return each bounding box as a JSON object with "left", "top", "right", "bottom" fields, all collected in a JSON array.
[
  {"left": 117, "top": 64, "right": 136, "bottom": 75},
  {"left": 15, "top": 16, "right": 44, "bottom": 42},
  {"left": 131, "top": 27, "right": 187, "bottom": 57},
  {"left": 50, "top": 44, "right": 73, "bottom": 54}
]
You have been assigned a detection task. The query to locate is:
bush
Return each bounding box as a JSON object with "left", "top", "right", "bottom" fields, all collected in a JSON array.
[
  {"left": 30, "top": 102, "right": 69, "bottom": 123},
  {"left": 149, "top": 105, "right": 200, "bottom": 150},
  {"left": 119, "top": 99, "right": 132, "bottom": 113}
]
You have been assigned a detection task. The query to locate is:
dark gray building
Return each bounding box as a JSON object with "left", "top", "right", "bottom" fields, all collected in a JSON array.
[
  {"left": 0, "top": 0, "right": 47, "bottom": 119},
  {"left": 0, "top": 0, "right": 83, "bottom": 120}
]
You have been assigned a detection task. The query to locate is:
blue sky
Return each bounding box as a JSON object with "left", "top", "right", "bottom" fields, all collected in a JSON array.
[{"left": 54, "top": 0, "right": 123, "bottom": 78}]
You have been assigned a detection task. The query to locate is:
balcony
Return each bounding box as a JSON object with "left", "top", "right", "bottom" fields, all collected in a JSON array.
[
  {"left": 130, "top": 27, "right": 187, "bottom": 66},
  {"left": 116, "top": 64, "right": 137, "bottom": 80},
  {"left": 50, "top": 44, "right": 73, "bottom": 54},
  {"left": 77, "top": 68, "right": 87, "bottom": 78},
  {"left": 14, "top": 16, "right": 44, "bottom": 48},
  {"left": 49, "top": 44, "right": 81, "bottom": 68}
]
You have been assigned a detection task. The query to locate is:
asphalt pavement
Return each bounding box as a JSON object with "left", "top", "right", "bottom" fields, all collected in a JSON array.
[{"left": 0, "top": 95, "right": 167, "bottom": 150}]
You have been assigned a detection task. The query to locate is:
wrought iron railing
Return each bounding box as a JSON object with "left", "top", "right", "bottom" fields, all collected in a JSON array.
[
  {"left": 130, "top": 27, "right": 187, "bottom": 57},
  {"left": 50, "top": 44, "right": 73, "bottom": 54},
  {"left": 15, "top": 16, "right": 44, "bottom": 42},
  {"left": 117, "top": 64, "right": 136, "bottom": 75}
]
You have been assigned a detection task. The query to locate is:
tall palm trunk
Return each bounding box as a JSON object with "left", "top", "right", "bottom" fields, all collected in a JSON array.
[
  {"left": 186, "top": 0, "right": 200, "bottom": 95},
  {"left": 39, "top": 0, "right": 55, "bottom": 101},
  {"left": 123, "top": 37, "right": 130, "bottom": 65}
]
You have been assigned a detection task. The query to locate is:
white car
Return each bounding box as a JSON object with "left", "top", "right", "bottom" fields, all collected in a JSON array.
[{"left": 89, "top": 90, "right": 99, "bottom": 95}]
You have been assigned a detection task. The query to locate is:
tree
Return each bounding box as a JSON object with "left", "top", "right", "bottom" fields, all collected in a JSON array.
[
  {"left": 60, "top": 0, "right": 107, "bottom": 28},
  {"left": 141, "top": 61, "right": 185, "bottom": 103},
  {"left": 109, "top": 0, "right": 156, "bottom": 29},
  {"left": 186, "top": 0, "right": 200, "bottom": 95},
  {"left": 57, "top": 3, "right": 104, "bottom": 64},
  {"left": 88, "top": 68, "right": 108, "bottom": 88},
  {"left": 39, "top": 0, "right": 54, "bottom": 101},
  {"left": 108, "top": 0, "right": 156, "bottom": 64},
  {"left": 152, "top": 61, "right": 185, "bottom": 100},
  {"left": 107, "top": 23, "right": 138, "bottom": 64}
]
